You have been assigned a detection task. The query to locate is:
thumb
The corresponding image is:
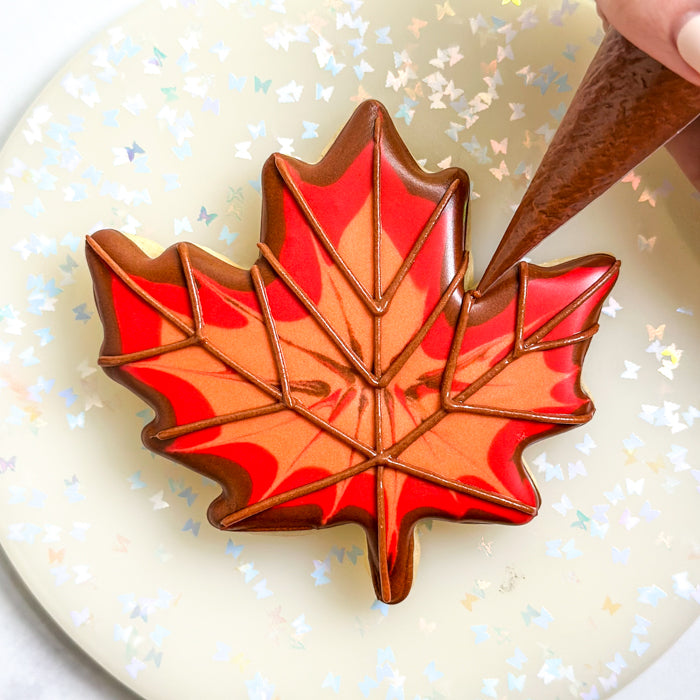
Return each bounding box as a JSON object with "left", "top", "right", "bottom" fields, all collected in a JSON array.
[{"left": 596, "top": 0, "right": 700, "bottom": 85}]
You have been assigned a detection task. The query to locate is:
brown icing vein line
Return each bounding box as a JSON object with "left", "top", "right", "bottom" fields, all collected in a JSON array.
[
  {"left": 440, "top": 290, "right": 474, "bottom": 406},
  {"left": 273, "top": 155, "right": 377, "bottom": 313},
  {"left": 444, "top": 403, "right": 591, "bottom": 425},
  {"left": 198, "top": 339, "right": 283, "bottom": 400},
  {"left": 379, "top": 252, "right": 469, "bottom": 388},
  {"left": 251, "top": 265, "right": 293, "bottom": 406},
  {"left": 520, "top": 261, "right": 620, "bottom": 350},
  {"left": 98, "top": 336, "right": 199, "bottom": 367},
  {"left": 178, "top": 243, "right": 204, "bottom": 333},
  {"left": 383, "top": 457, "right": 538, "bottom": 516},
  {"left": 373, "top": 107, "right": 383, "bottom": 376},
  {"left": 287, "top": 402, "right": 375, "bottom": 458},
  {"left": 373, "top": 110, "right": 391, "bottom": 602},
  {"left": 383, "top": 406, "right": 447, "bottom": 471},
  {"left": 219, "top": 455, "right": 385, "bottom": 528},
  {"left": 514, "top": 261, "right": 529, "bottom": 355},
  {"left": 376, "top": 460, "right": 391, "bottom": 601},
  {"left": 373, "top": 107, "right": 383, "bottom": 314},
  {"left": 86, "top": 235, "right": 194, "bottom": 336},
  {"left": 154, "top": 403, "right": 287, "bottom": 441},
  {"left": 527, "top": 325, "right": 599, "bottom": 353},
  {"left": 379, "top": 179, "right": 461, "bottom": 310},
  {"left": 258, "top": 242, "right": 380, "bottom": 386}
]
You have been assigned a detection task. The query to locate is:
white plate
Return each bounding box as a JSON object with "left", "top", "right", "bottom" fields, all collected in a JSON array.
[{"left": 1, "top": 1, "right": 699, "bottom": 698}]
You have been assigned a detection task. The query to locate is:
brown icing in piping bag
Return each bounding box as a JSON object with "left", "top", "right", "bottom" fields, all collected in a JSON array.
[{"left": 478, "top": 29, "right": 700, "bottom": 294}]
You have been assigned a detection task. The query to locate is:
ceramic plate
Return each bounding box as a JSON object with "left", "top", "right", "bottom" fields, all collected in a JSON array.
[{"left": 1, "top": 0, "right": 699, "bottom": 698}]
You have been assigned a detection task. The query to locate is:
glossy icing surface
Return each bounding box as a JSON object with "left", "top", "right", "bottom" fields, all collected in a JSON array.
[{"left": 87, "top": 101, "right": 619, "bottom": 603}]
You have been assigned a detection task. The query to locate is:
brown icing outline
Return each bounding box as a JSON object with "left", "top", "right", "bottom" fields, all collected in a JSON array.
[{"left": 86, "top": 100, "right": 620, "bottom": 603}]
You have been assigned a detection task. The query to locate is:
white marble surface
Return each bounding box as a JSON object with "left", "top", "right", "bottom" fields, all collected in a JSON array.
[{"left": 0, "top": 0, "right": 698, "bottom": 698}]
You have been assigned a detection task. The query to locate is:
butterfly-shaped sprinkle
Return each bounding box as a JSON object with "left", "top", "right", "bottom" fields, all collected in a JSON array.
[
  {"left": 234, "top": 141, "right": 252, "bottom": 160},
  {"left": 0, "top": 456, "right": 16, "bottom": 474},
  {"left": 66, "top": 412, "right": 85, "bottom": 429},
  {"left": 568, "top": 460, "right": 587, "bottom": 479},
  {"left": 197, "top": 206, "right": 217, "bottom": 226},
  {"left": 575, "top": 433, "right": 596, "bottom": 455},
  {"left": 375, "top": 27, "right": 392, "bottom": 44},
  {"left": 254, "top": 76, "right": 271, "bottom": 93},
  {"left": 321, "top": 673, "right": 341, "bottom": 693},
  {"left": 602, "top": 596, "right": 621, "bottom": 615},
  {"left": 508, "top": 673, "right": 526, "bottom": 692},
  {"left": 353, "top": 59, "right": 374, "bottom": 80},
  {"left": 225, "top": 538, "right": 243, "bottom": 558},
  {"left": 301, "top": 121, "right": 318, "bottom": 140},
  {"left": 315, "top": 83, "right": 334, "bottom": 102},
  {"left": 407, "top": 17, "right": 428, "bottom": 38},
  {"left": 237, "top": 562, "right": 258, "bottom": 584},
  {"left": 552, "top": 494, "right": 573, "bottom": 516},
  {"left": 346, "top": 545, "right": 363, "bottom": 565},
  {"left": 182, "top": 518, "right": 200, "bottom": 536},
  {"left": 171, "top": 141, "right": 192, "bottom": 160},
  {"left": 218, "top": 225, "right": 237, "bottom": 246},
  {"left": 202, "top": 97, "right": 219, "bottom": 115},
  {"left": 621, "top": 360, "right": 640, "bottom": 379},
  {"left": 490, "top": 137, "right": 508, "bottom": 154},
  {"left": 228, "top": 73, "right": 246, "bottom": 92},
  {"left": 602, "top": 297, "right": 622, "bottom": 318},
  {"left": 149, "top": 490, "right": 169, "bottom": 510},
  {"left": 436, "top": 1, "right": 455, "bottom": 20},
  {"left": 619, "top": 508, "right": 640, "bottom": 530},
  {"left": 178, "top": 486, "right": 198, "bottom": 506},
  {"left": 247, "top": 120, "right": 266, "bottom": 139},
  {"left": 629, "top": 636, "right": 650, "bottom": 656},
  {"left": 611, "top": 546, "right": 630, "bottom": 565},
  {"left": 125, "top": 141, "right": 144, "bottom": 162},
  {"left": 571, "top": 510, "right": 590, "bottom": 530},
  {"left": 311, "top": 558, "right": 330, "bottom": 585}
]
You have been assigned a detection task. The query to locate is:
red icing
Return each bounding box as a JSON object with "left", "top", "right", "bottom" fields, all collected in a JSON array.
[
  {"left": 125, "top": 365, "right": 221, "bottom": 450},
  {"left": 111, "top": 276, "right": 164, "bottom": 354},
  {"left": 192, "top": 271, "right": 250, "bottom": 328}
]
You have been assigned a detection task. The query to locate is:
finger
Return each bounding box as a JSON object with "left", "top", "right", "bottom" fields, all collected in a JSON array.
[
  {"left": 595, "top": 2, "right": 610, "bottom": 31},
  {"left": 596, "top": 0, "right": 700, "bottom": 86},
  {"left": 677, "top": 14, "right": 700, "bottom": 80}
]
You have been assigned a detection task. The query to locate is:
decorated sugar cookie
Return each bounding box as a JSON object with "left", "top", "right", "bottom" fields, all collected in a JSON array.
[{"left": 86, "top": 100, "right": 619, "bottom": 603}]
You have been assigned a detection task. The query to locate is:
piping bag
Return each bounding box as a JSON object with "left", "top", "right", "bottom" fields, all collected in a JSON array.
[{"left": 478, "top": 28, "right": 700, "bottom": 294}]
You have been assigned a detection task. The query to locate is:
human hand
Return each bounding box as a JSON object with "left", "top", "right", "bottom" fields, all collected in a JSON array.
[
  {"left": 596, "top": 0, "right": 700, "bottom": 189},
  {"left": 596, "top": 0, "right": 700, "bottom": 85}
]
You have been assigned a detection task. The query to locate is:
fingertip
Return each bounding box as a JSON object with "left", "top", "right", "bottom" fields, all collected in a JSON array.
[
  {"left": 594, "top": 0, "right": 610, "bottom": 31},
  {"left": 676, "top": 13, "right": 700, "bottom": 79}
]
